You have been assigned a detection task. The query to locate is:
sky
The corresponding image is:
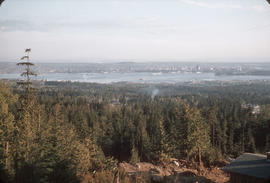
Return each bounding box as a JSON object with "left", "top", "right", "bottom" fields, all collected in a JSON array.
[{"left": 0, "top": 0, "right": 270, "bottom": 63}]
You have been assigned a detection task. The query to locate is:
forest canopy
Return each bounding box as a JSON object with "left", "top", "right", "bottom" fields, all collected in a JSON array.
[{"left": 1, "top": 79, "right": 270, "bottom": 182}]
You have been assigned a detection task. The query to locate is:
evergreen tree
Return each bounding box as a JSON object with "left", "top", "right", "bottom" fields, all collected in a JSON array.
[
  {"left": 245, "top": 126, "right": 256, "bottom": 153},
  {"left": 207, "top": 104, "right": 218, "bottom": 148},
  {"left": 0, "top": 83, "right": 17, "bottom": 177},
  {"left": 166, "top": 104, "right": 182, "bottom": 158},
  {"left": 180, "top": 103, "right": 211, "bottom": 165},
  {"left": 220, "top": 116, "right": 228, "bottom": 154},
  {"left": 13, "top": 49, "right": 40, "bottom": 181},
  {"left": 17, "top": 48, "right": 37, "bottom": 99}
]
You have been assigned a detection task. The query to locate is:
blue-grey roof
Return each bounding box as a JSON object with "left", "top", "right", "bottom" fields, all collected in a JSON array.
[{"left": 223, "top": 153, "right": 270, "bottom": 180}]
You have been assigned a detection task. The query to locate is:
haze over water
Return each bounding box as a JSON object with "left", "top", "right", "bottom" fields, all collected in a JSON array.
[{"left": 1, "top": 72, "right": 270, "bottom": 84}]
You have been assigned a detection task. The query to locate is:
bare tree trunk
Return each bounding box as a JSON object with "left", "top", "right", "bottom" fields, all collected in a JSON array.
[
  {"left": 212, "top": 124, "right": 215, "bottom": 147},
  {"left": 186, "top": 149, "right": 189, "bottom": 162},
  {"left": 5, "top": 141, "right": 9, "bottom": 169},
  {"left": 38, "top": 110, "right": 41, "bottom": 133},
  {"left": 198, "top": 147, "right": 201, "bottom": 166},
  {"left": 242, "top": 127, "right": 245, "bottom": 152},
  {"left": 113, "top": 170, "right": 120, "bottom": 183}
]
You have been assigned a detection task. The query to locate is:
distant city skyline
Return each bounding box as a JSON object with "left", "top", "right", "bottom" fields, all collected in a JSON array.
[{"left": 0, "top": 0, "right": 270, "bottom": 63}]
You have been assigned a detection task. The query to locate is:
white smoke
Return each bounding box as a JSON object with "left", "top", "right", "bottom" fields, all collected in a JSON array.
[{"left": 151, "top": 89, "right": 159, "bottom": 100}]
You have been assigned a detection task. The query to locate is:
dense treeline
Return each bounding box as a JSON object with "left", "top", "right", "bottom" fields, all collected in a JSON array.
[{"left": 1, "top": 81, "right": 270, "bottom": 182}]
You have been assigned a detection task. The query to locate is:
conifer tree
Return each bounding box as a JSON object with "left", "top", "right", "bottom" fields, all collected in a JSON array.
[
  {"left": 245, "top": 126, "right": 256, "bottom": 153},
  {"left": 166, "top": 104, "right": 182, "bottom": 158},
  {"left": 14, "top": 48, "right": 40, "bottom": 180},
  {"left": 220, "top": 116, "right": 228, "bottom": 154},
  {"left": 180, "top": 103, "right": 211, "bottom": 165},
  {"left": 17, "top": 48, "right": 37, "bottom": 99},
  {"left": 0, "top": 83, "right": 17, "bottom": 176},
  {"left": 207, "top": 104, "right": 218, "bottom": 147}
]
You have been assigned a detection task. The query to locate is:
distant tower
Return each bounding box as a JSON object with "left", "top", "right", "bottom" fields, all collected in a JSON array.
[
  {"left": 238, "top": 66, "right": 242, "bottom": 72},
  {"left": 196, "top": 65, "right": 201, "bottom": 72}
]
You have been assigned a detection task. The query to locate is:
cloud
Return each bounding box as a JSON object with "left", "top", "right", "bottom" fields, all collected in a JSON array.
[
  {"left": 180, "top": 0, "right": 213, "bottom": 8},
  {"left": 250, "top": 5, "right": 269, "bottom": 12},
  {"left": 0, "top": 19, "right": 33, "bottom": 31},
  {"left": 180, "top": 0, "right": 242, "bottom": 9},
  {"left": 0, "top": 18, "right": 121, "bottom": 32},
  {"left": 0, "top": 19, "right": 52, "bottom": 32},
  {"left": 0, "top": 16, "right": 180, "bottom": 35},
  {"left": 180, "top": 0, "right": 269, "bottom": 11}
]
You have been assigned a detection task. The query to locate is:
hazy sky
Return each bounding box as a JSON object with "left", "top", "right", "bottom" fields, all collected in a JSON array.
[{"left": 0, "top": 0, "right": 270, "bottom": 62}]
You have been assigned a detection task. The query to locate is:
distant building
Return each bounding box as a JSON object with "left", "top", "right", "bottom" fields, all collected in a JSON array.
[
  {"left": 241, "top": 103, "right": 261, "bottom": 114},
  {"left": 223, "top": 153, "right": 270, "bottom": 183},
  {"left": 252, "top": 105, "right": 261, "bottom": 114},
  {"left": 238, "top": 66, "right": 242, "bottom": 72},
  {"left": 196, "top": 65, "right": 201, "bottom": 72}
]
